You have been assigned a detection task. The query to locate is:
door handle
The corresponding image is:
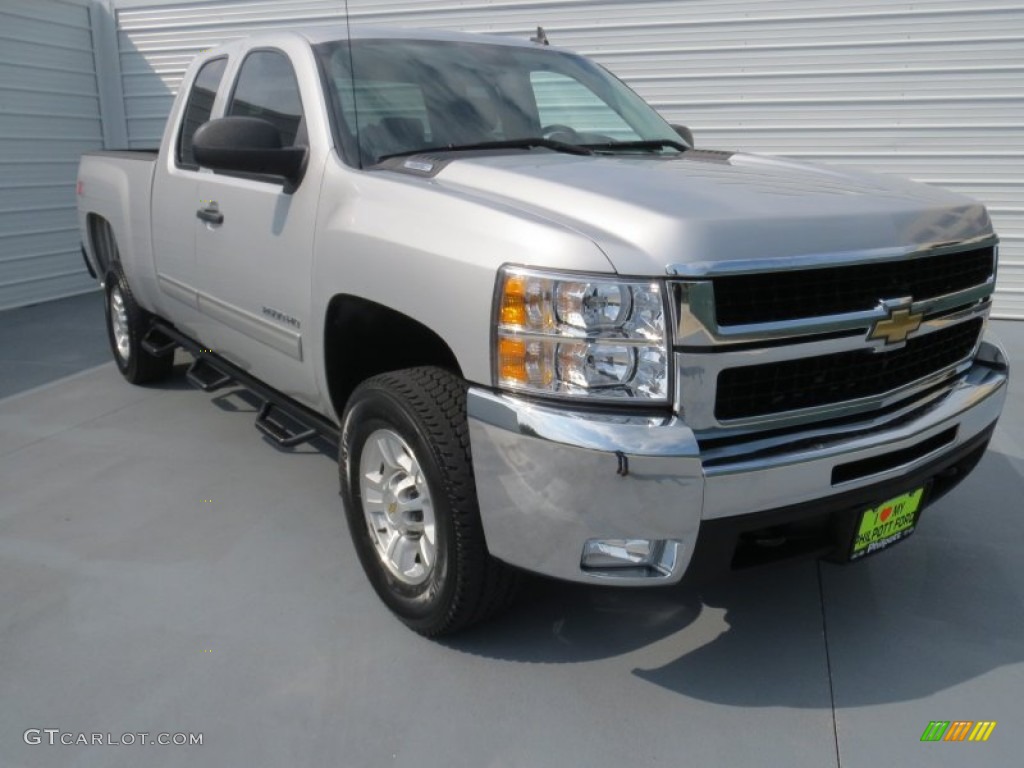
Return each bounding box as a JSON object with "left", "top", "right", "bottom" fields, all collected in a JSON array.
[{"left": 196, "top": 203, "right": 223, "bottom": 225}]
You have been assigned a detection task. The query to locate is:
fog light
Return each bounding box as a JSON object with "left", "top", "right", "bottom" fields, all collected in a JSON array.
[{"left": 582, "top": 538, "right": 658, "bottom": 568}]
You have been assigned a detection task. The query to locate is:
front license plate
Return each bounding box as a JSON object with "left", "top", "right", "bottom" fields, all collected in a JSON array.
[{"left": 850, "top": 487, "right": 925, "bottom": 561}]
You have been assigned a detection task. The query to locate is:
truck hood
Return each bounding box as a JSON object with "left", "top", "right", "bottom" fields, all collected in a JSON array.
[{"left": 429, "top": 150, "right": 992, "bottom": 275}]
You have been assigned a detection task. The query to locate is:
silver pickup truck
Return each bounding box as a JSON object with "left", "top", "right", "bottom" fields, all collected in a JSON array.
[{"left": 77, "top": 25, "right": 1008, "bottom": 635}]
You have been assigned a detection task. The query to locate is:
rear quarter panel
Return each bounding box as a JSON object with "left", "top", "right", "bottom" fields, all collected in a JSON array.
[{"left": 77, "top": 153, "right": 161, "bottom": 311}]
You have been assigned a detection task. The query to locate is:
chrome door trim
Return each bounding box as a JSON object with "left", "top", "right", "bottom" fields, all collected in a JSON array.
[
  {"left": 157, "top": 272, "right": 199, "bottom": 309},
  {"left": 157, "top": 273, "right": 302, "bottom": 361},
  {"left": 197, "top": 291, "right": 303, "bottom": 361}
]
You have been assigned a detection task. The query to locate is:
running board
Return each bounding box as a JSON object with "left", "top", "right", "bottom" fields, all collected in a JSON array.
[
  {"left": 141, "top": 327, "right": 178, "bottom": 357},
  {"left": 152, "top": 321, "right": 339, "bottom": 449},
  {"left": 186, "top": 357, "right": 233, "bottom": 392}
]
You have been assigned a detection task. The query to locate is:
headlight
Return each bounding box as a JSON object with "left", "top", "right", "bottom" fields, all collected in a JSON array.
[{"left": 493, "top": 267, "right": 669, "bottom": 402}]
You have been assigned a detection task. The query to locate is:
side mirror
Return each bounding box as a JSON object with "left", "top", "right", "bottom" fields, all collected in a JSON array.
[
  {"left": 671, "top": 124, "right": 694, "bottom": 147},
  {"left": 193, "top": 116, "right": 307, "bottom": 188}
]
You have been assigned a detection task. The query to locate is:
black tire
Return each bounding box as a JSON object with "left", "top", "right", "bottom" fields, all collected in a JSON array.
[
  {"left": 104, "top": 264, "right": 174, "bottom": 385},
  {"left": 340, "top": 366, "right": 519, "bottom": 636}
]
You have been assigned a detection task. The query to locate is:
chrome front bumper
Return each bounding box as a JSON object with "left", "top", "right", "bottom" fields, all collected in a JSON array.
[{"left": 467, "top": 340, "right": 1008, "bottom": 586}]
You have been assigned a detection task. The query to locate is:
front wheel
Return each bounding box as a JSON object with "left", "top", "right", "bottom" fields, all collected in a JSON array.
[{"left": 340, "top": 367, "right": 519, "bottom": 636}]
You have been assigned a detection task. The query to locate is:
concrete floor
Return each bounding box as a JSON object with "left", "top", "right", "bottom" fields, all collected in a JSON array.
[
  {"left": 0, "top": 291, "right": 108, "bottom": 400},
  {"left": 1, "top": 298, "right": 1022, "bottom": 767}
]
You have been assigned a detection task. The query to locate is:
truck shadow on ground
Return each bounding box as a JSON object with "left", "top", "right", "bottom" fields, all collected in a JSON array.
[
  {"left": 157, "top": 361, "right": 202, "bottom": 389},
  {"left": 444, "top": 574, "right": 706, "bottom": 664},
  {"left": 444, "top": 450, "right": 1024, "bottom": 709}
]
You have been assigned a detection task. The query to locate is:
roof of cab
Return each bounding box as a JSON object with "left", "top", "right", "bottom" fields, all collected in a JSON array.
[
  {"left": 196, "top": 25, "right": 561, "bottom": 62},
  {"left": 300, "top": 24, "right": 548, "bottom": 49}
]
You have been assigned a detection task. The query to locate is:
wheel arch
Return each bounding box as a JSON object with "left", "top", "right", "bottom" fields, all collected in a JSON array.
[
  {"left": 323, "top": 294, "right": 464, "bottom": 419},
  {"left": 85, "top": 213, "right": 118, "bottom": 279}
]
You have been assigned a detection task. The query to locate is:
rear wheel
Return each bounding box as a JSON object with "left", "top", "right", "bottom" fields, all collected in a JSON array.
[
  {"left": 104, "top": 264, "right": 173, "bottom": 384},
  {"left": 340, "top": 366, "right": 519, "bottom": 636}
]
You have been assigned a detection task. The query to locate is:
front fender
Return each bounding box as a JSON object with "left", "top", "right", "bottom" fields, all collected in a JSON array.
[{"left": 309, "top": 156, "right": 614, "bottom": 411}]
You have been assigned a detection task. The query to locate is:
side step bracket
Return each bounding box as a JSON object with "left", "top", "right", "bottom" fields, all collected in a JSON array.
[
  {"left": 141, "top": 327, "right": 178, "bottom": 358},
  {"left": 255, "top": 402, "right": 318, "bottom": 448},
  {"left": 186, "top": 357, "right": 233, "bottom": 392}
]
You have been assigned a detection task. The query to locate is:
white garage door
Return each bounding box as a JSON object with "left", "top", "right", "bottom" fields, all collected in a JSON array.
[
  {"left": 113, "top": 0, "right": 1023, "bottom": 317},
  {"left": 0, "top": 0, "right": 105, "bottom": 310}
]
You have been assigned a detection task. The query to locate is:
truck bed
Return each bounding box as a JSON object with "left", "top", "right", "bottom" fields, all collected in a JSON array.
[{"left": 82, "top": 149, "right": 159, "bottom": 161}]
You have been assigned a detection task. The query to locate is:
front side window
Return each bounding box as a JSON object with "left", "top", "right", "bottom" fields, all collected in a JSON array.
[
  {"left": 228, "top": 50, "right": 305, "bottom": 147},
  {"left": 315, "top": 39, "right": 682, "bottom": 167},
  {"left": 177, "top": 57, "right": 227, "bottom": 167}
]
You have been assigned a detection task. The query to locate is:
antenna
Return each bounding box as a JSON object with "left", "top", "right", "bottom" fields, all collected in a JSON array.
[{"left": 530, "top": 26, "right": 550, "bottom": 46}]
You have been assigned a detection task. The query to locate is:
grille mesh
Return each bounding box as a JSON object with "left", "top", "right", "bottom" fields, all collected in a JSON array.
[
  {"left": 715, "top": 319, "right": 983, "bottom": 421},
  {"left": 712, "top": 246, "right": 994, "bottom": 326}
]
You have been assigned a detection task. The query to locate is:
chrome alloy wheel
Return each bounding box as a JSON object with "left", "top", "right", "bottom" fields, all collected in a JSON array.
[
  {"left": 359, "top": 429, "right": 437, "bottom": 586},
  {"left": 109, "top": 286, "right": 131, "bottom": 363}
]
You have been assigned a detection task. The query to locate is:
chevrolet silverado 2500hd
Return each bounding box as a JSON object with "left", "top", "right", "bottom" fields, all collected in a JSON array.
[{"left": 77, "top": 26, "right": 1008, "bottom": 636}]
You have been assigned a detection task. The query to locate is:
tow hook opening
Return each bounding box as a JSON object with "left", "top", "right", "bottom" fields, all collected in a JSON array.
[{"left": 733, "top": 517, "right": 834, "bottom": 570}]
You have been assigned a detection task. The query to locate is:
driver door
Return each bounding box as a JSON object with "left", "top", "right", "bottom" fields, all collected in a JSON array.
[{"left": 194, "top": 48, "right": 320, "bottom": 405}]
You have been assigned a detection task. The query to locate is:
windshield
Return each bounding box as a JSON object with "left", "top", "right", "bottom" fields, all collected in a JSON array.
[{"left": 314, "top": 38, "right": 684, "bottom": 166}]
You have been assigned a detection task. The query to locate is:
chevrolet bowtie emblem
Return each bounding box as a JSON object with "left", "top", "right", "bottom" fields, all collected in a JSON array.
[{"left": 869, "top": 306, "right": 924, "bottom": 345}]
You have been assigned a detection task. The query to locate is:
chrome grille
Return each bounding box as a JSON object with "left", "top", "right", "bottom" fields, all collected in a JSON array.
[
  {"left": 712, "top": 246, "right": 994, "bottom": 326},
  {"left": 715, "top": 318, "right": 983, "bottom": 420},
  {"left": 671, "top": 237, "right": 997, "bottom": 433}
]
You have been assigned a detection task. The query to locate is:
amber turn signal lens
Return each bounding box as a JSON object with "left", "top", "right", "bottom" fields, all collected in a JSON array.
[
  {"left": 498, "top": 337, "right": 528, "bottom": 384},
  {"left": 500, "top": 274, "right": 527, "bottom": 327}
]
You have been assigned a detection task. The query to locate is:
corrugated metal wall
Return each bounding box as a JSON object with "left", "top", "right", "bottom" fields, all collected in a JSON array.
[
  {"left": 0, "top": 0, "right": 105, "bottom": 310},
  {"left": 114, "top": 0, "right": 1024, "bottom": 317}
]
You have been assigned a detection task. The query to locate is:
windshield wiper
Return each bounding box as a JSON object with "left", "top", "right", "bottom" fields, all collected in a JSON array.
[
  {"left": 581, "top": 139, "right": 689, "bottom": 153},
  {"left": 377, "top": 138, "right": 593, "bottom": 163}
]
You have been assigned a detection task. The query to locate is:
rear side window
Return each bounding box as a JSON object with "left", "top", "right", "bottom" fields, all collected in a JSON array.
[
  {"left": 228, "top": 50, "right": 305, "bottom": 147},
  {"left": 177, "top": 57, "right": 227, "bottom": 168}
]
